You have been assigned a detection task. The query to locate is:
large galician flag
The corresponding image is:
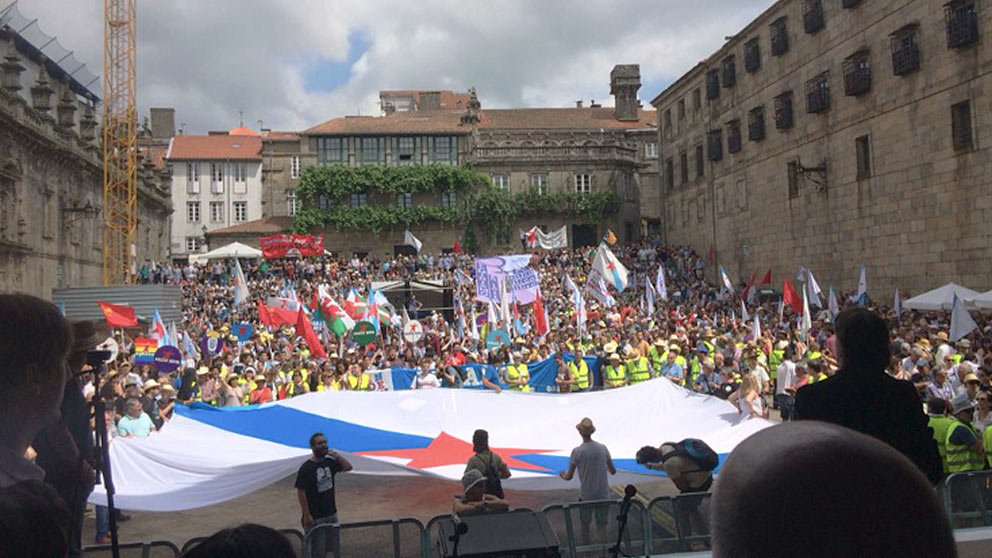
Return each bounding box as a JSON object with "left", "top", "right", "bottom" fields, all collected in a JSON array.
[{"left": 91, "top": 378, "right": 770, "bottom": 511}]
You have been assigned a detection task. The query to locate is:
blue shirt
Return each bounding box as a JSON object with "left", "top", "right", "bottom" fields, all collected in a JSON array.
[
  {"left": 118, "top": 412, "right": 154, "bottom": 438},
  {"left": 660, "top": 362, "right": 684, "bottom": 381}
]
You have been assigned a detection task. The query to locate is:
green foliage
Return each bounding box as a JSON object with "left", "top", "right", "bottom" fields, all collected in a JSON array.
[{"left": 292, "top": 163, "right": 619, "bottom": 242}]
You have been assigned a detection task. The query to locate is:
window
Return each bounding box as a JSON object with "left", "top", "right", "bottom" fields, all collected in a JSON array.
[
  {"left": 392, "top": 137, "right": 420, "bottom": 166},
  {"left": 317, "top": 194, "right": 333, "bottom": 210},
  {"left": 290, "top": 156, "right": 301, "bottom": 178},
  {"left": 946, "top": 1, "right": 979, "bottom": 49},
  {"left": 185, "top": 237, "right": 201, "bottom": 252},
  {"left": 748, "top": 106, "right": 766, "bottom": 141},
  {"left": 233, "top": 163, "right": 247, "bottom": 194},
  {"left": 664, "top": 110, "right": 673, "bottom": 135},
  {"left": 806, "top": 72, "right": 830, "bottom": 113},
  {"left": 357, "top": 137, "right": 384, "bottom": 166},
  {"left": 771, "top": 17, "right": 789, "bottom": 56},
  {"left": 842, "top": 0, "right": 863, "bottom": 7},
  {"left": 891, "top": 25, "right": 920, "bottom": 75},
  {"left": 441, "top": 190, "right": 457, "bottom": 208},
  {"left": 695, "top": 144, "right": 704, "bottom": 178},
  {"left": 645, "top": 142, "right": 658, "bottom": 159},
  {"left": 233, "top": 201, "right": 247, "bottom": 222},
  {"left": 530, "top": 173, "right": 548, "bottom": 194},
  {"left": 737, "top": 179, "right": 749, "bottom": 211},
  {"left": 727, "top": 120, "right": 742, "bottom": 153},
  {"left": 707, "top": 129, "right": 723, "bottom": 161},
  {"left": 350, "top": 191, "right": 368, "bottom": 207},
  {"left": 951, "top": 100, "right": 973, "bottom": 151},
  {"left": 287, "top": 189, "right": 300, "bottom": 216},
  {"left": 843, "top": 49, "right": 872, "bottom": 96},
  {"left": 574, "top": 174, "right": 592, "bottom": 194},
  {"left": 209, "top": 201, "right": 224, "bottom": 223},
  {"left": 210, "top": 163, "right": 223, "bottom": 194},
  {"left": 744, "top": 38, "right": 761, "bottom": 73},
  {"left": 802, "top": 0, "right": 824, "bottom": 34},
  {"left": 492, "top": 174, "right": 509, "bottom": 190},
  {"left": 855, "top": 135, "right": 871, "bottom": 179},
  {"left": 186, "top": 163, "right": 200, "bottom": 194},
  {"left": 722, "top": 56, "right": 736, "bottom": 88},
  {"left": 665, "top": 159, "right": 675, "bottom": 190},
  {"left": 787, "top": 161, "right": 799, "bottom": 198},
  {"left": 775, "top": 92, "right": 794, "bottom": 129},
  {"left": 678, "top": 99, "right": 686, "bottom": 122},
  {"left": 186, "top": 201, "right": 200, "bottom": 223},
  {"left": 396, "top": 192, "right": 413, "bottom": 209},
  {"left": 429, "top": 136, "right": 457, "bottom": 164},
  {"left": 693, "top": 89, "right": 701, "bottom": 112},
  {"left": 680, "top": 151, "right": 689, "bottom": 184},
  {"left": 623, "top": 173, "right": 636, "bottom": 201},
  {"left": 317, "top": 137, "right": 346, "bottom": 165},
  {"left": 706, "top": 70, "right": 720, "bottom": 100}
]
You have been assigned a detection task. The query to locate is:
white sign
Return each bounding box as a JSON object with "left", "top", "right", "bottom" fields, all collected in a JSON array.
[{"left": 403, "top": 320, "right": 425, "bottom": 343}]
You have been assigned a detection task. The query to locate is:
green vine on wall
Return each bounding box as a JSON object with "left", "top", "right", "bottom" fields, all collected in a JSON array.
[{"left": 292, "top": 164, "right": 619, "bottom": 242}]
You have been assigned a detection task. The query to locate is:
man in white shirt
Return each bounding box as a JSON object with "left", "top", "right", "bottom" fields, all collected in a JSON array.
[{"left": 410, "top": 361, "right": 440, "bottom": 390}]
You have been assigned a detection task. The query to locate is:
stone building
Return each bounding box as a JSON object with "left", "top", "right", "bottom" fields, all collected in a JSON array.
[
  {"left": 650, "top": 0, "right": 992, "bottom": 296},
  {"left": 0, "top": 5, "right": 171, "bottom": 297},
  {"left": 379, "top": 89, "right": 472, "bottom": 114},
  {"left": 165, "top": 127, "right": 263, "bottom": 260},
  {"left": 216, "top": 66, "right": 657, "bottom": 255}
]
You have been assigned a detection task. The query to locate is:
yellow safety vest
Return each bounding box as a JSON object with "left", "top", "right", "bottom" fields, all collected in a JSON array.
[
  {"left": 946, "top": 421, "right": 985, "bottom": 472},
  {"left": 649, "top": 347, "right": 664, "bottom": 368},
  {"left": 570, "top": 360, "right": 590, "bottom": 391},
  {"left": 952, "top": 354, "right": 963, "bottom": 365},
  {"left": 507, "top": 364, "right": 531, "bottom": 392},
  {"left": 604, "top": 364, "right": 626, "bottom": 388},
  {"left": 984, "top": 426, "right": 992, "bottom": 468},
  {"left": 928, "top": 415, "right": 955, "bottom": 474},
  {"left": 703, "top": 340, "right": 715, "bottom": 357},
  {"left": 627, "top": 356, "right": 651, "bottom": 384},
  {"left": 347, "top": 373, "right": 371, "bottom": 391}
]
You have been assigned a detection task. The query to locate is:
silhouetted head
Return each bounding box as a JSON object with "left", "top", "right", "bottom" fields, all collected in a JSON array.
[
  {"left": 711, "top": 422, "right": 955, "bottom": 558},
  {"left": 472, "top": 429, "right": 489, "bottom": 454},
  {"left": 834, "top": 307, "right": 890, "bottom": 373},
  {"left": 181, "top": 523, "right": 295, "bottom": 558}
]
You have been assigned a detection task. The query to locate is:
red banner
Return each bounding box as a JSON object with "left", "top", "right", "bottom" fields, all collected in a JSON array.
[{"left": 259, "top": 234, "right": 324, "bottom": 259}]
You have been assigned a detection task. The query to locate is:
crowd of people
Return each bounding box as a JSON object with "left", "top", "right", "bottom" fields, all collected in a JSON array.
[{"left": 4, "top": 238, "right": 992, "bottom": 556}]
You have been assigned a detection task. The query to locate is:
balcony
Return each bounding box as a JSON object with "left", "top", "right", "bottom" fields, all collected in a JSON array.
[
  {"left": 471, "top": 143, "right": 639, "bottom": 164},
  {"left": 843, "top": 51, "right": 871, "bottom": 96},
  {"left": 722, "top": 56, "right": 736, "bottom": 88},
  {"left": 744, "top": 39, "right": 761, "bottom": 73},
  {"left": 727, "top": 121, "right": 742, "bottom": 153},
  {"left": 706, "top": 70, "right": 720, "bottom": 100},
  {"left": 803, "top": 1, "right": 824, "bottom": 34},
  {"left": 945, "top": 1, "right": 979, "bottom": 49},
  {"left": 775, "top": 93, "right": 794, "bottom": 130},
  {"left": 806, "top": 86, "right": 830, "bottom": 114},
  {"left": 707, "top": 131, "right": 723, "bottom": 162},
  {"left": 891, "top": 32, "right": 920, "bottom": 75}
]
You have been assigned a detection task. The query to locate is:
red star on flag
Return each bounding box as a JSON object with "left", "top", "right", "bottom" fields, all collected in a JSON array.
[{"left": 357, "top": 431, "right": 557, "bottom": 472}]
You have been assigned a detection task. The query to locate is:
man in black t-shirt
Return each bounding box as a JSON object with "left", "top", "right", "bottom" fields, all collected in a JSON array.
[{"left": 295, "top": 432, "right": 352, "bottom": 558}]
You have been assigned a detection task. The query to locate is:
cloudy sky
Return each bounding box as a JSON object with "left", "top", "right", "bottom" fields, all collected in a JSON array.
[{"left": 22, "top": 0, "right": 772, "bottom": 133}]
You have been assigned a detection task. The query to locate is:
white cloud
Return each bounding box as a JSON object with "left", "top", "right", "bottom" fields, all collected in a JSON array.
[{"left": 20, "top": 0, "right": 773, "bottom": 133}]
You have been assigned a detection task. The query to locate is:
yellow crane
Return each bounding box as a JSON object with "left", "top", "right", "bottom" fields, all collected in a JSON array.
[{"left": 102, "top": 0, "right": 137, "bottom": 284}]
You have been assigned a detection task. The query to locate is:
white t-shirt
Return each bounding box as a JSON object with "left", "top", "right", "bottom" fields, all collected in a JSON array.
[
  {"left": 411, "top": 372, "right": 440, "bottom": 389},
  {"left": 751, "top": 365, "right": 770, "bottom": 390},
  {"left": 775, "top": 360, "right": 796, "bottom": 395}
]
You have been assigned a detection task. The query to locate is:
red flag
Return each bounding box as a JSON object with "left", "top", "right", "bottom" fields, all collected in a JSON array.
[
  {"left": 740, "top": 270, "right": 757, "bottom": 301},
  {"left": 760, "top": 269, "right": 772, "bottom": 285},
  {"left": 707, "top": 244, "right": 715, "bottom": 263},
  {"left": 295, "top": 306, "right": 326, "bottom": 359},
  {"left": 257, "top": 298, "right": 275, "bottom": 328},
  {"left": 533, "top": 289, "right": 549, "bottom": 336},
  {"left": 453, "top": 239, "right": 461, "bottom": 254},
  {"left": 782, "top": 280, "right": 803, "bottom": 315},
  {"left": 97, "top": 301, "right": 138, "bottom": 328}
]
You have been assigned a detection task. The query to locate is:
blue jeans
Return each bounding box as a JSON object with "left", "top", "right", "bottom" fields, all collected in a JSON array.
[
  {"left": 95, "top": 505, "right": 109, "bottom": 540},
  {"left": 305, "top": 513, "right": 339, "bottom": 558}
]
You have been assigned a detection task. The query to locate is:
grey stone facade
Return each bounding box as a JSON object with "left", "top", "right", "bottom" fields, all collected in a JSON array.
[
  {"left": 0, "top": 30, "right": 171, "bottom": 298},
  {"left": 650, "top": 0, "right": 992, "bottom": 296}
]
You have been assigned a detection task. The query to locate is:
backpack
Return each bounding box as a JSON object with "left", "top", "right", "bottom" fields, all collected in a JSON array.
[
  {"left": 666, "top": 438, "right": 719, "bottom": 472},
  {"left": 479, "top": 452, "right": 504, "bottom": 499}
]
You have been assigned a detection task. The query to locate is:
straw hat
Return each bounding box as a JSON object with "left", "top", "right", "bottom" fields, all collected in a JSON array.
[
  {"left": 603, "top": 341, "right": 618, "bottom": 354},
  {"left": 142, "top": 379, "right": 159, "bottom": 390},
  {"left": 576, "top": 417, "right": 596, "bottom": 435},
  {"left": 608, "top": 353, "right": 621, "bottom": 362}
]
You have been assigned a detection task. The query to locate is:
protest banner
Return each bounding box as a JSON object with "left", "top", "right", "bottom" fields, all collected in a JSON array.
[
  {"left": 134, "top": 337, "right": 157, "bottom": 365},
  {"left": 260, "top": 233, "right": 324, "bottom": 259}
]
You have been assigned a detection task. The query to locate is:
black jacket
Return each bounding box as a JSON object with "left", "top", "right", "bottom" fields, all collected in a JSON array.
[{"left": 795, "top": 369, "right": 943, "bottom": 485}]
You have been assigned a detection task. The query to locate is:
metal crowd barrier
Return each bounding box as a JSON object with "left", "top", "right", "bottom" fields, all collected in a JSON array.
[
  {"left": 423, "top": 509, "right": 537, "bottom": 557},
  {"left": 540, "top": 498, "right": 647, "bottom": 557},
  {"left": 302, "top": 517, "right": 425, "bottom": 558},
  {"left": 647, "top": 493, "right": 713, "bottom": 554},
  {"left": 82, "top": 540, "right": 181, "bottom": 558},
  {"left": 944, "top": 470, "right": 992, "bottom": 528}
]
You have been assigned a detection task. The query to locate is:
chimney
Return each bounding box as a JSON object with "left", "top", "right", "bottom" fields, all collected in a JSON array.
[
  {"left": 575, "top": 100, "right": 583, "bottom": 108},
  {"left": 149, "top": 107, "right": 175, "bottom": 139},
  {"left": 610, "top": 64, "right": 641, "bottom": 121}
]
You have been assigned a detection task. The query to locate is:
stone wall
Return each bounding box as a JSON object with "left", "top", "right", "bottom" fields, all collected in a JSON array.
[{"left": 651, "top": 0, "right": 992, "bottom": 296}]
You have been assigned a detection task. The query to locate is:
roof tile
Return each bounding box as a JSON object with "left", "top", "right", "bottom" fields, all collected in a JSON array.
[{"left": 166, "top": 135, "right": 262, "bottom": 161}]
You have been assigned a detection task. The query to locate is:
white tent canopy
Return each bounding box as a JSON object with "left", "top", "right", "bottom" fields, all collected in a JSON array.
[
  {"left": 902, "top": 282, "right": 982, "bottom": 311},
  {"left": 191, "top": 241, "right": 262, "bottom": 263},
  {"left": 974, "top": 289, "right": 992, "bottom": 310}
]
